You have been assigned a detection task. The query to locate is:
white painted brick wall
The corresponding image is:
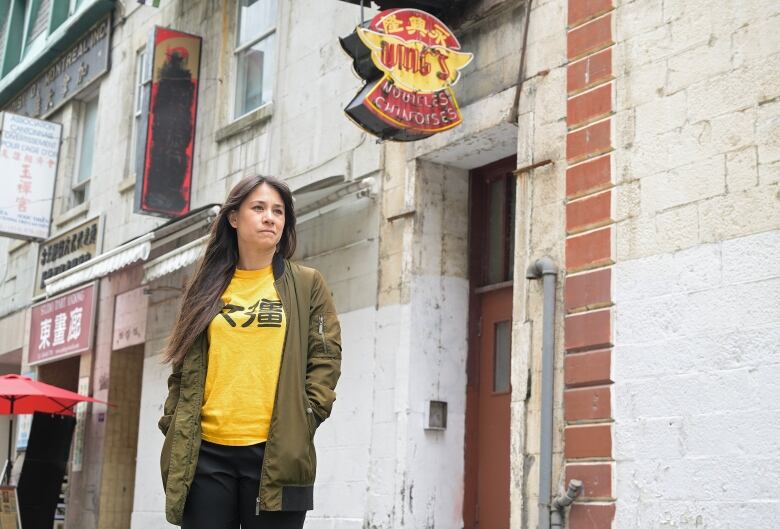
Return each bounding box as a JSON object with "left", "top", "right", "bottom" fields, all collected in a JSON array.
[
  {"left": 613, "top": 231, "right": 780, "bottom": 528},
  {"left": 614, "top": 3, "right": 780, "bottom": 525}
]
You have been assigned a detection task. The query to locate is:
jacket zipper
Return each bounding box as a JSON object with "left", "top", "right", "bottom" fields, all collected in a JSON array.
[
  {"left": 319, "top": 314, "right": 328, "bottom": 357},
  {"left": 257, "top": 277, "right": 290, "bottom": 514}
]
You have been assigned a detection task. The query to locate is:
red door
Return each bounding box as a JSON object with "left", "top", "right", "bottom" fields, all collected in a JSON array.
[{"left": 464, "top": 157, "right": 516, "bottom": 529}]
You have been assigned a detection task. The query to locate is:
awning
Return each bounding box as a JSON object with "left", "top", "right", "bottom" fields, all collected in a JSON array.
[
  {"left": 143, "top": 235, "right": 207, "bottom": 283},
  {"left": 45, "top": 233, "right": 154, "bottom": 296},
  {"left": 42, "top": 205, "right": 219, "bottom": 296}
]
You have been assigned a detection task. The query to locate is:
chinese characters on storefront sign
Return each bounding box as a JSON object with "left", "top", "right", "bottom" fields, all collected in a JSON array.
[
  {"left": 2, "top": 17, "right": 111, "bottom": 120},
  {"left": 34, "top": 217, "right": 100, "bottom": 298},
  {"left": 341, "top": 9, "right": 473, "bottom": 141},
  {"left": 29, "top": 283, "right": 96, "bottom": 365},
  {"left": 0, "top": 112, "right": 62, "bottom": 240}
]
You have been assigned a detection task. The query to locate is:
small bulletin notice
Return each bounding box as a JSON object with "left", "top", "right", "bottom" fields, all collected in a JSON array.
[{"left": 0, "top": 486, "right": 20, "bottom": 529}]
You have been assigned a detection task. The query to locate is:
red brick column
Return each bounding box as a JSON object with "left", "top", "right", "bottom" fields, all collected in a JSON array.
[{"left": 564, "top": 1, "right": 616, "bottom": 527}]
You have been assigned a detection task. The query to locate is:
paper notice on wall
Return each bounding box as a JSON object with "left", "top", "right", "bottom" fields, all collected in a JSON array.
[
  {"left": 71, "top": 376, "right": 90, "bottom": 472},
  {"left": 0, "top": 486, "right": 21, "bottom": 529}
]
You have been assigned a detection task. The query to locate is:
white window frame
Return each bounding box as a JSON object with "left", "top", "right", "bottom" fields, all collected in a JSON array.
[
  {"left": 21, "top": 0, "right": 45, "bottom": 58},
  {"left": 72, "top": 96, "right": 99, "bottom": 208},
  {"left": 232, "top": 0, "right": 278, "bottom": 120},
  {"left": 130, "top": 47, "right": 150, "bottom": 173},
  {"left": 69, "top": 0, "right": 85, "bottom": 16}
]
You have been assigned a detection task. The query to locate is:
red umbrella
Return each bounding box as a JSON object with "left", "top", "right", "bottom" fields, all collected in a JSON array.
[{"left": 0, "top": 374, "right": 107, "bottom": 483}]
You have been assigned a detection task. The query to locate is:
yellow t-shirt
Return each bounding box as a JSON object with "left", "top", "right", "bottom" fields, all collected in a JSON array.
[{"left": 201, "top": 265, "right": 286, "bottom": 445}]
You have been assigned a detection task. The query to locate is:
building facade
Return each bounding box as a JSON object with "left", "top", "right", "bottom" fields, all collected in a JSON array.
[{"left": 0, "top": 1, "right": 778, "bottom": 529}]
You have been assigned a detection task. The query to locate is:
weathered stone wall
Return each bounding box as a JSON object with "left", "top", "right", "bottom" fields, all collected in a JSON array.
[{"left": 612, "top": 1, "right": 780, "bottom": 527}]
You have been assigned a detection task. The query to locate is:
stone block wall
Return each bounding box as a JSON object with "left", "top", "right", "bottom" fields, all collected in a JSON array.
[{"left": 610, "top": 0, "right": 780, "bottom": 527}]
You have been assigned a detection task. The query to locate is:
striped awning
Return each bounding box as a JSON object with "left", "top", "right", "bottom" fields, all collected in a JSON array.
[
  {"left": 45, "top": 234, "right": 154, "bottom": 296},
  {"left": 143, "top": 235, "right": 207, "bottom": 283}
]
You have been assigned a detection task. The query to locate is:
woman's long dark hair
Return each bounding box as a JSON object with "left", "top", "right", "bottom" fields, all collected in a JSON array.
[{"left": 163, "top": 175, "right": 297, "bottom": 364}]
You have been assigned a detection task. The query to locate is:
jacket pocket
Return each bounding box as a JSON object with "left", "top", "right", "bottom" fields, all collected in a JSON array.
[
  {"left": 310, "top": 311, "right": 341, "bottom": 359},
  {"left": 160, "top": 410, "right": 177, "bottom": 489},
  {"left": 304, "top": 397, "right": 317, "bottom": 438}
]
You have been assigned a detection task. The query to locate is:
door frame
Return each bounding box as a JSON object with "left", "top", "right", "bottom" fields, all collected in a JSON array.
[{"left": 464, "top": 155, "right": 517, "bottom": 529}]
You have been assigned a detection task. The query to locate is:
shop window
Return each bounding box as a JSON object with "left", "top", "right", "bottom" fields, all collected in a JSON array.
[
  {"left": 72, "top": 97, "right": 99, "bottom": 208},
  {"left": 233, "top": 0, "right": 277, "bottom": 119}
]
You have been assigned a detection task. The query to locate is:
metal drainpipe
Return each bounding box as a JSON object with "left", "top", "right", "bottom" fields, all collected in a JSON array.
[
  {"left": 527, "top": 257, "right": 583, "bottom": 528},
  {"left": 551, "top": 479, "right": 584, "bottom": 528},
  {"left": 526, "top": 257, "right": 558, "bottom": 529}
]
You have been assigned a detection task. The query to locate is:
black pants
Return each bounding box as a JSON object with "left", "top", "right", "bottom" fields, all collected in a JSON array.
[{"left": 182, "top": 440, "right": 307, "bottom": 529}]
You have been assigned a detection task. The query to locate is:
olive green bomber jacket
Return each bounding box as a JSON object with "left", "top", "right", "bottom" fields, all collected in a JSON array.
[{"left": 158, "top": 256, "right": 342, "bottom": 525}]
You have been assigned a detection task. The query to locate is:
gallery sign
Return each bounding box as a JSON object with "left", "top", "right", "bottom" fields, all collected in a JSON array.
[
  {"left": 341, "top": 9, "right": 473, "bottom": 142},
  {"left": 3, "top": 17, "right": 111, "bottom": 120},
  {"left": 34, "top": 216, "right": 101, "bottom": 299},
  {"left": 29, "top": 283, "right": 97, "bottom": 366},
  {"left": 112, "top": 286, "right": 148, "bottom": 350},
  {"left": 135, "top": 27, "right": 202, "bottom": 218},
  {"left": 0, "top": 112, "right": 62, "bottom": 240}
]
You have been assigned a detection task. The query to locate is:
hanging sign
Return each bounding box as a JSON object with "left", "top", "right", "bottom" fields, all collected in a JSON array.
[
  {"left": 341, "top": 9, "right": 473, "bottom": 142},
  {"left": 135, "top": 27, "right": 202, "bottom": 218},
  {"left": 0, "top": 112, "right": 62, "bottom": 240}
]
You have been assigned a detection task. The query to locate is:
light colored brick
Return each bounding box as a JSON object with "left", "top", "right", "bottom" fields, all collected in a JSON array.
[
  {"left": 721, "top": 229, "right": 780, "bottom": 282},
  {"left": 633, "top": 89, "right": 687, "bottom": 137},
  {"left": 726, "top": 146, "right": 759, "bottom": 191},
  {"left": 639, "top": 156, "right": 725, "bottom": 213},
  {"left": 665, "top": 36, "right": 733, "bottom": 94},
  {"left": 698, "top": 186, "right": 780, "bottom": 244},
  {"left": 686, "top": 63, "right": 780, "bottom": 123},
  {"left": 614, "top": 239, "right": 721, "bottom": 303}
]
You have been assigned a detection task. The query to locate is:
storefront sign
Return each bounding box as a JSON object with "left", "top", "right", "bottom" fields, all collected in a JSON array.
[
  {"left": 71, "top": 376, "right": 90, "bottom": 472},
  {"left": 135, "top": 27, "right": 202, "bottom": 218},
  {"left": 3, "top": 17, "right": 111, "bottom": 120},
  {"left": 112, "top": 286, "right": 148, "bottom": 350},
  {"left": 29, "top": 283, "right": 97, "bottom": 366},
  {"left": 0, "top": 112, "right": 62, "bottom": 240},
  {"left": 342, "top": 9, "right": 472, "bottom": 142},
  {"left": 34, "top": 217, "right": 101, "bottom": 298}
]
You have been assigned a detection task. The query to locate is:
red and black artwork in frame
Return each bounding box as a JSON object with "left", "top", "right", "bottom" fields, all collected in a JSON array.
[{"left": 139, "top": 28, "right": 201, "bottom": 218}]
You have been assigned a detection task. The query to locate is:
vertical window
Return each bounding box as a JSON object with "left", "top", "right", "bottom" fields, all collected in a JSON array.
[
  {"left": 493, "top": 320, "right": 511, "bottom": 393},
  {"left": 27, "top": 0, "right": 49, "bottom": 46},
  {"left": 131, "top": 48, "right": 149, "bottom": 173},
  {"left": 234, "top": 0, "right": 277, "bottom": 118},
  {"left": 0, "top": 7, "right": 9, "bottom": 66},
  {"left": 72, "top": 97, "right": 98, "bottom": 207},
  {"left": 69, "top": 0, "right": 85, "bottom": 15},
  {"left": 484, "top": 175, "right": 516, "bottom": 285}
]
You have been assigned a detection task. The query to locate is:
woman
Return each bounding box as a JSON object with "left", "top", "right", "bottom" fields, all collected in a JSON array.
[{"left": 158, "top": 175, "right": 342, "bottom": 529}]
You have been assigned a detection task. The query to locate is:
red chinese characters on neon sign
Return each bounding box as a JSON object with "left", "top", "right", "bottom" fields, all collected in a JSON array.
[
  {"left": 342, "top": 9, "right": 473, "bottom": 142},
  {"left": 29, "top": 283, "right": 96, "bottom": 365}
]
